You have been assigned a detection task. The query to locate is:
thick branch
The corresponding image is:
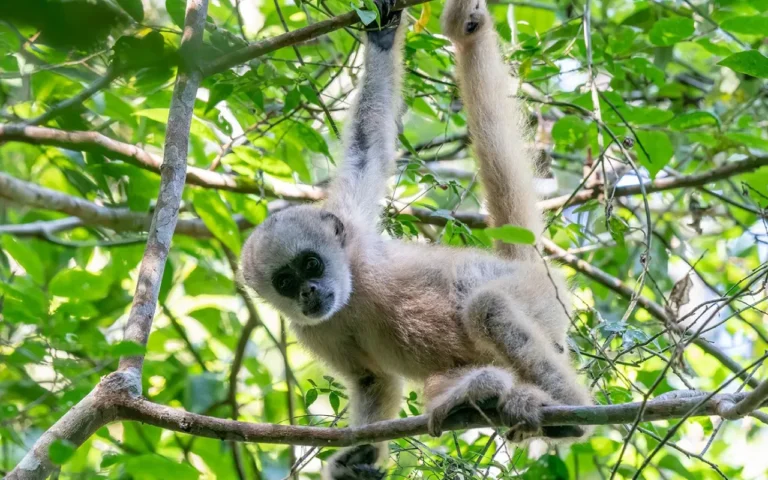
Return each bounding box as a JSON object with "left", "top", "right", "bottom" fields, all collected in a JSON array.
[
  {"left": 721, "top": 378, "right": 768, "bottom": 419},
  {"left": 118, "top": 0, "right": 209, "bottom": 372},
  {"left": 0, "top": 125, "right": 324, "bottom": 202},
  {"left": 115, "top": 391, "right": 763, "bottom": 447},
  {"left": 5, "top": 371, "right": 139, "bottom": 480},
  {"left": 3, "top": 125, "right": 765, "bottom": 210},
  {"left": 200, "top": 0, "right": 433, "bottom": 77},
  {"left": 0, "top": 172, "right": 247, "bottom": 237}
]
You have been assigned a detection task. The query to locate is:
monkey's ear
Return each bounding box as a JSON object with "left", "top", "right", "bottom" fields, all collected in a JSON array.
[{"left": 321, "top": 211, "right": 346, "bottom": 246}]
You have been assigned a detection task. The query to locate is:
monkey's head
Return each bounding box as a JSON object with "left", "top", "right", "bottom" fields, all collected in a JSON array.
[{"left": 241, "top": 205, "right": 351, "bottom": 326}]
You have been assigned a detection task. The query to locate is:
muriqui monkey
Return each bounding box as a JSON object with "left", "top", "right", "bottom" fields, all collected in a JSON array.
[{"left": 240, "top": 0, "right": 593, "bottom": 477}]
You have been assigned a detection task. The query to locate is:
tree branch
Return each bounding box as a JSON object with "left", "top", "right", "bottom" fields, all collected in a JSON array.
[
  {"left": 721, "top": 378, "right": 768, "bottom": 419},
  {"left": 200, "top": 0, "right": 433, "bottom": 77},
  {"left": 0, "top": 172, "right": 252, "bottom": 237},
  {"left": 117, "top": 0, "right": 208, "bottom": 372},
  {"left": 0, "top": 125, "right": 324, "bottom": 202},
  {"left": 114, "top": 391, "right": 765, "bottom": 447},
  {"left": 5, "top": 1, "right": 211, "bottom": 476}
]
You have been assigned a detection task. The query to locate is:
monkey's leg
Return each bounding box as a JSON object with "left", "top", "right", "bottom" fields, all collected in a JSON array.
[
  {"left": 323, "top": 372, "right": 402, "bottom": 480},
  {"left": 463, "top": 287, "right": 592, "bottom": 440}
]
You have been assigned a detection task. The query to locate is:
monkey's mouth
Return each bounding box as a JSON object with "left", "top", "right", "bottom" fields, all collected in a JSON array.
[{"left": 301, "top": 292, "right": 335, "bottom": 318}]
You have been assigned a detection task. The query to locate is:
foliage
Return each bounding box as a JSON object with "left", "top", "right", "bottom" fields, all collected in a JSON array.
[{"left": 1, "top": 0, "right": 768, "bottom": 479}]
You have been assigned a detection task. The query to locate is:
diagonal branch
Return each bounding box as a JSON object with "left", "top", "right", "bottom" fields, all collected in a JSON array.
[
  {"left": 5, "top": 1, "right": 211, "bottom": 477},
  {"left": 721, "top": 378, "right": 768, "bottom": 419},
  {"left": 200, "top": 0, "right": 433, "bottom": 77},
  {"left": 0, "top": 125, "right": 324, "bottom": 201},
  {"left": 117, "top": 0, "right": 209, "bottom": 370}
]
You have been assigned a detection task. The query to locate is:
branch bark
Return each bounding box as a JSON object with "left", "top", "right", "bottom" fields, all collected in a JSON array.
[
  {"left": 113, "top": 391, "right": 765, "bottom": 447},
  {"left": 117, "top": 0, "right": 208, "bottom": 372},
  {"left": 200, "top": 0, "right": 433, "bottom": 77},
  {"left": 5, "top": 0, "right": 210, "bottom": 476},
  {"left": 0, "top": 125, "right": 324, "bottom": 202}
]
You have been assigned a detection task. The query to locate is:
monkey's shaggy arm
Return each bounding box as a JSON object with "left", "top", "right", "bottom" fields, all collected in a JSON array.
[
  {"left": 443, "top": 1, "right": 543, "bottom": 261},
  {"left": 324, "top": 4, "right": 406, "bottom": 229}
]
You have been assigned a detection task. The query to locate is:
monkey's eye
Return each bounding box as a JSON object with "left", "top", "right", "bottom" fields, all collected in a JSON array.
[
  {"left": 273, "top": 272, "right": 299, "bottom": 297},
  {"left": 303, "top": 254, "right": 324, "bottom": 277}
]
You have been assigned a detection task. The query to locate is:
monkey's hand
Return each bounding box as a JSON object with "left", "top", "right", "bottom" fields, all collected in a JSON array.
[
  {"left": 365, "top": 0, "right": 404, "bottom": 50},
  {"left": 324, "top": 444, "right": 386, "bottom": 480},
  {"left": 440, "top": 0, "right": 491, "bottom": 43}
]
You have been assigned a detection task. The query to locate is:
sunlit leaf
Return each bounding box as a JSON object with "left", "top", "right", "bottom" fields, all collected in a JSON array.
[
  {"left": 719, "top": 50, "right": 768, "bottom": 78},
  {"left": 193, "top": 190, "right": 242, "bottom": 256},
  {"left": 648, "top": 17, "right": 694, "bottom": 46}
]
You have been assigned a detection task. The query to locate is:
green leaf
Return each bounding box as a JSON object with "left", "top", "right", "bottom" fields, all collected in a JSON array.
[
  {"left": 193, "top": 190, "right": 242, "bottom": 256},
  {"left": 551, "top": 115, "right": 589, "bottom": 144},
  {"left": 284, "top": 87, "right": 301, "bottom": 112},
  {"left": 695, "top": 38, "right": 733, "bottom": 57},
  {"left": 205, "top": 83, "right": 234, "bottom": 114},
  {"left": 718, "top": 50, "right": 768, "bottom": 78},
  {"left": 1, "top": 235, "right": 45, "bottom": 284},
  {"left": 362, "top": 0, "right": 381, "bottom": 27},
  {"left": 49, "top": 439, "right": 76, "bottom": 465},
  {"left": 669, "top": 111, "right": 720, "bottom": 130},
  {"left": 608, "top": 215, "right": 629, "bottom": 248},
  {"left": 101, "top": 453, "right": 125, "bottom": 469},
  {"left": 50, "top": 268, "right": 111, "bottom": 301},
  {"left": 231, "top": 146, "right": 293, "bottom": 176},
  {"left": 305, "top": 388, "right": 318, "bottom": 407},
  {"left": 351, "top": 4, "right": 377, "bottom": 26},
  {"left": 484, "top": 225, "right": 536, "bottom": 245},
  {"left": 184, "top": 373, "right": 226, "bottom": 413},
  {"left": 720, "top": 15, "right": 768, "bottom": 35},
  {"left": 117, "top": 0, "right": 144, "bottom": 21},
  {"left": 725, "top": 132, "right": 768, "bottom": 151},
  {"left": 123, "top": 454, "right": 200, "bottom": 480},
  {"left": 134, "top": 108, "right": 170, "bottom": 123},
  {"left": 635, "top": 130, "right": 673, "bottom": 177},
  {"left": 299, "top": 84, "right": 322, "bottom": 107},
  {"left": 295, "top": 123, "right": 331, "bottom": 157},
  {"left": 648, "top": 17, "right": 694, "bottom": 46},
  {"left": 166, "top": 0, "right": 187, "bottom": 28},
  {"left": 329, "top": 391, "right": 340, "bottom": 414},
  {"left": 522, "top": 454, "right": 569, "bottom": 479}
]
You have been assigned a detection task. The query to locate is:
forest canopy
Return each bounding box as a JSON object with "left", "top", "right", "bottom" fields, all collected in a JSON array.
[{"left": 1, "top": 0, "right": 768, "bottom": 479}]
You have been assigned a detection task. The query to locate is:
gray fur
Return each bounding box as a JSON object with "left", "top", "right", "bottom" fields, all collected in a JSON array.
[{"left": 240, "top": 1, "right": 593, "bottom": 477}]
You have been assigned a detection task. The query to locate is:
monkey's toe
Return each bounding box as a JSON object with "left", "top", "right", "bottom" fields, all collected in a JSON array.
[
  {"left": 328, "top": 444, "right": 386, "bottom": 480},
  {"left": 331, "top": 465, "right": 385, "bottom": 480},
  {"left": 499, "top": 388, "right": 548, "bottom": 439},
  {"left": 440, "top": 0, "right": 490, "bottom": 41}
]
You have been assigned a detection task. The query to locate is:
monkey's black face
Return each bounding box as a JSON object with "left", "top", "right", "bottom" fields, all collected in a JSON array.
[
  {"left": 240, "top": 205, "right": 352, "bottom": 326},
  {"left": 271, "top": 250, "right": 336, "bottom": 318}
]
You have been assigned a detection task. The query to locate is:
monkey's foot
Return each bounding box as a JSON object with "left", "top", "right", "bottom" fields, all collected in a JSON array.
[
  {"left": 500, "top": 387, "right": 586, "bottom": 442},
  {"left": 427, "top": 368, "right": 515, "bottom": 437},
  {"left": 440, "top": 0, "right": 491, "bottom": 42},
  {"left": 325, "top": 444, "right": 386, "bottom": 480}
]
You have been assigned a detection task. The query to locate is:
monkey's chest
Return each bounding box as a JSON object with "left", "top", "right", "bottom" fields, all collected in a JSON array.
[{"left": 339, "top": 285, "right": 486, "bottom": 380}]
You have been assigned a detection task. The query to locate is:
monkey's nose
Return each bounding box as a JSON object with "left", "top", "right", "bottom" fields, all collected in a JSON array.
[{"left": 299, "top": 283, "right": 318, "bottom": 300}]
